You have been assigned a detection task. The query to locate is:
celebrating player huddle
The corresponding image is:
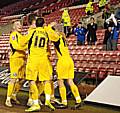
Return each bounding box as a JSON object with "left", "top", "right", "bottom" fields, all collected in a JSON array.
[{"left": 5, "top": 14, "right": 82, "bottom": 112}]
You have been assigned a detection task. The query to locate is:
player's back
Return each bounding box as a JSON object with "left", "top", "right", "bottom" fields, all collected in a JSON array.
[
  {"left": 53, "top": 32, "right": 70, "bottom": 59},
  {"left": 28, "top": 27, "right": 49, "bottom": 58}
]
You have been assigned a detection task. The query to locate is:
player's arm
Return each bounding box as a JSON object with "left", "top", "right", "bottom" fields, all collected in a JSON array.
[
  {"left": 10, "top": 34, "right": 27, "bottom": 50},
  {"left": 21, "top": 29, "right": 35, "bottom": 47},
  {"left": 45, "top": 22, "right": 59, "bottom": 41},
  {"left": 45, "top": 24, "right": 59, "bottom": 42}
]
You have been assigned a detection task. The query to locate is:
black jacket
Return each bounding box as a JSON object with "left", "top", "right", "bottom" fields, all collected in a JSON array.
[
  {"left": 103, "top": 30, "right": 112, "bottom": 44},
  {"left": 87, "top": 23, "right": 97, "bottom": 42}
]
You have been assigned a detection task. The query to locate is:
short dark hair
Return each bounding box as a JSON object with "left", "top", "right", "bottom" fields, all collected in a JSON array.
[
  {"left": 51, "top": 27, "right": 55, "bottom": 30},
  {"left": 36, "top": 18, "right": 45, "bottom": 27},
  {"left": 90, "top": 17, "right": 94, "bottom": 20},
  {"left": 79, "top": 22, "right": 82, "bottom": 24},
  {"left": 28, "top": 13, "right": 37, "bottom": 25}
]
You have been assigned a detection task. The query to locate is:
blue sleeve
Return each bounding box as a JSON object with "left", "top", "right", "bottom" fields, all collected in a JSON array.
[
  {"left": 84, "top": 27, "right": 87, "bottom": 34},
  {"left": 74, "top": 28, "right": 78, "bottom": 36}
]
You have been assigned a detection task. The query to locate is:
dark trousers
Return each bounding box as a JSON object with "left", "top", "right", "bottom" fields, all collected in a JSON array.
[
  {"left": 87, "top": 36, "right": 96, "bottom": 45},
  {"left": 64, "top": 26, "right": 69, "bottom": 36},
  {"left": 64, "top": 26, "right": 72, "bottom": 37},
  {"left": 77, "top": 40, "right": 85, "bottom": 45},
  {"left": 107, "top": 38, "right": 112, "bottom": 51},
  {"left": 103, "top": 39, "right": 118, "bottom": 51},
  {"left": 112, "top": 39, "right": 118, "bottom": 51}
]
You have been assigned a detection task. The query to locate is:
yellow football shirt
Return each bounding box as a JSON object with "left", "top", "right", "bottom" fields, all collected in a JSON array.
[
  {"left": 44, "top": 25, "right": 59, "bottom": 42},
  {"left": 53, "top": 32, "right": 70, "bottom": 59},
  {"left": 10, "top": 31, "right": 27, "bottom": 58},
  {"left": 25, "top": 27, "right": 49, "bottom": 57}
]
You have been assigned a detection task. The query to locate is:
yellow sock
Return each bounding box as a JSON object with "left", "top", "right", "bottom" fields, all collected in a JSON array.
[
  {"left": 59, "top": 86, "right": 67, "bottom": 105},
  {"left": 44, "top": 82, "right": 51, "bottom": 102},
  {"left": 7, "top": 83, "right": 15, "bottom": 98},
  {"left": 30, "top": 83, "right": 38, "bottom": 101},
  {"left": 37, "top": 82, "right": 44, "bottom": 96},
  {"left": 70, "top": 84, "right": 81, "bottom": 103},
  {"left": 12, "top": 81, "right": 21, "bottom": 95}
]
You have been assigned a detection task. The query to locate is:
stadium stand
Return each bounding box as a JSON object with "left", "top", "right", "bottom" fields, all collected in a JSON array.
[{"left": 0, "top": 0, "right": 119, "bottom": 82}]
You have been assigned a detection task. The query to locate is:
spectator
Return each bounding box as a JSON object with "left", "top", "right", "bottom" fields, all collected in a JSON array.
[
  {"left": 74, "top": 22, "right": 87, "bottom": 45},
  {"left": 112, "top": 15, "right": 120, "bottom": 50},
  {"left": 112, "top": 24, "right": 119, "bottom": 50},
  {"left": 105, "top": 10, "right": 120, "bottom": 50},
  {"left": 102, "top": 8, "right": 111, "bottom": 29},
  {"left": 115, "top": 3, "right": 120, "bottom": 21},
  {"left": 102, "top": 8, "right": 110, "bottom": 20},
  {"left": 61, "top": 8, "right": 71, "bottom": 37},
  {"left": 87, "top": 17, "right": 97, "bottom": 45},
  {"left": 103, "top": 24, "right": 113, "bottom": 50},
  {"left": 106, "top": 3, "right": 115, "bottom": 14},
  {"left": 99, "top": 0, "right": 107, "bottom": 11},
  {"left": 85, "top": 0, "right": 94, "bottom": 16}
]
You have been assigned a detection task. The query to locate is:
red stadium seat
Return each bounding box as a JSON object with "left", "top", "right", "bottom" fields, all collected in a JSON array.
[
  {"left": 91, "top": 67, "right": 98, "bottom": 78},
  {"left": 107, "top": 68, "right": 115, "bottom": 76},
  {"left": 115, "top": 68, "right": 120, "bottom": 76},
  {"left": 98, "top": 67, "right": 107, "bottom": 80}
]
